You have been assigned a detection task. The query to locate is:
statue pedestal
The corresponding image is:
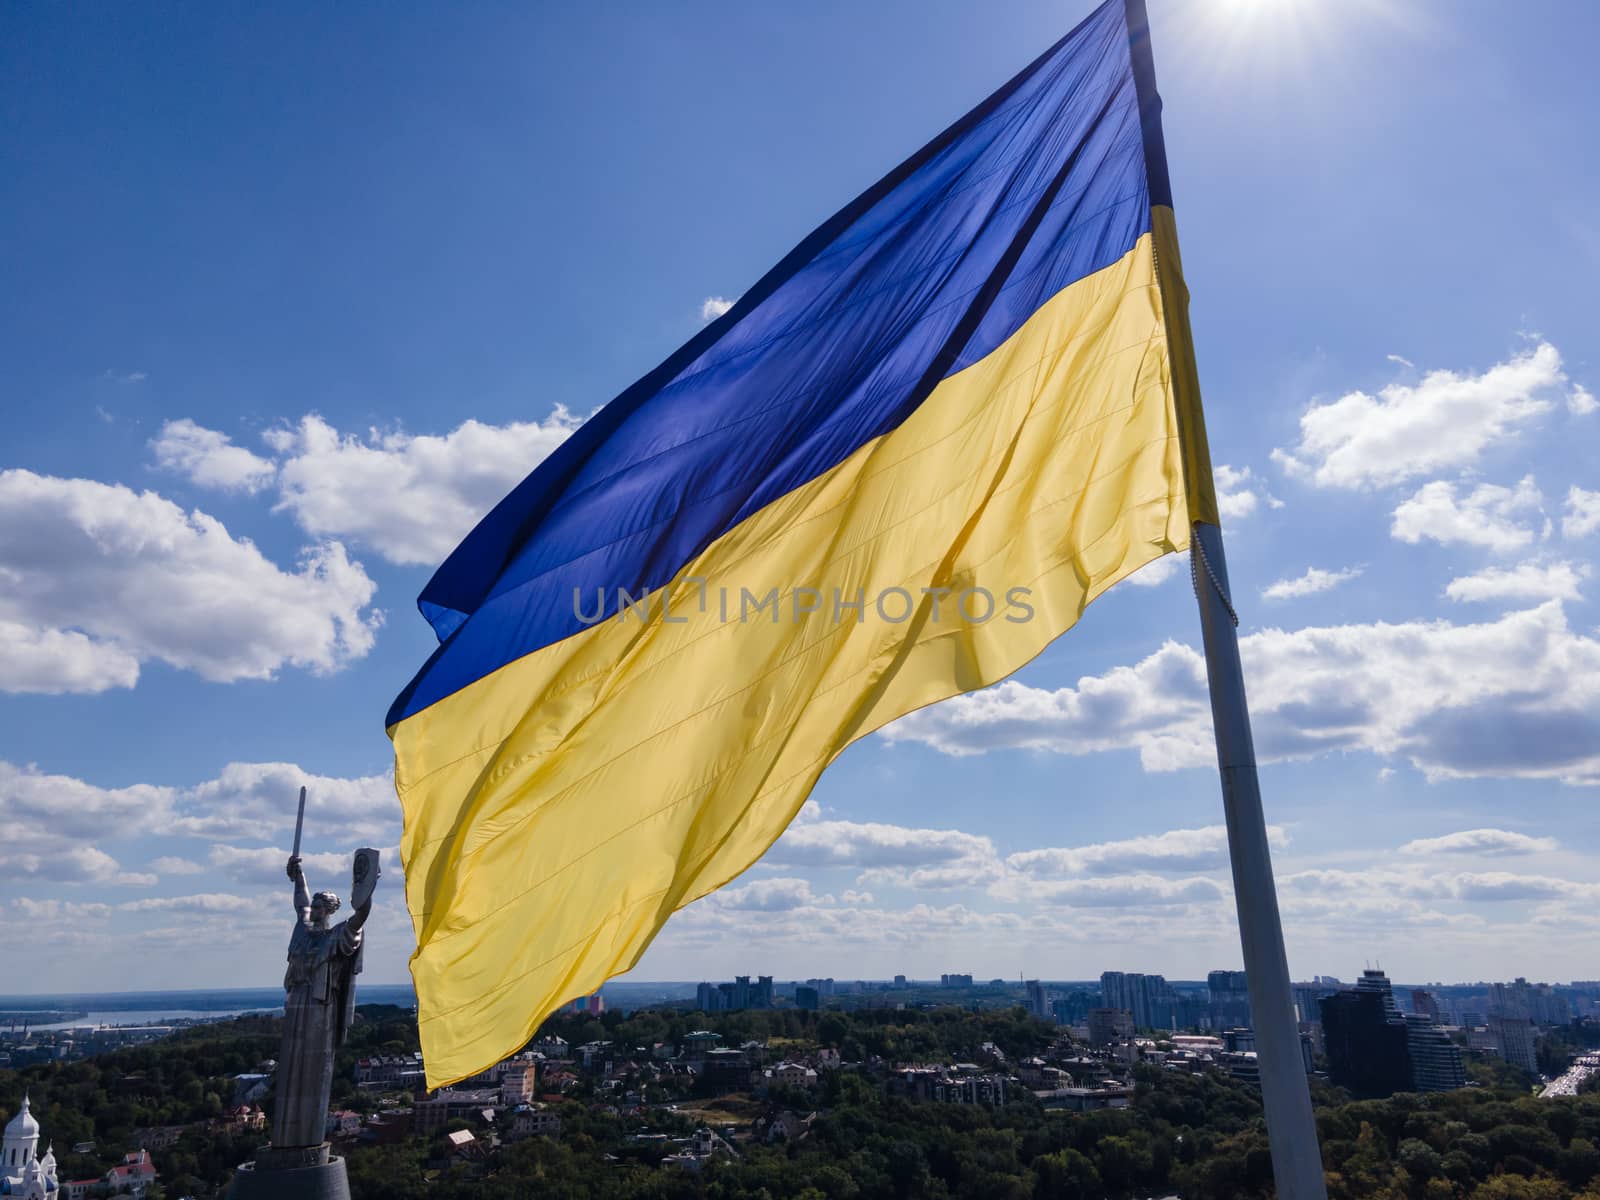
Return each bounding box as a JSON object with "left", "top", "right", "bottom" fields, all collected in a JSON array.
[{"left": 230, "top": 1144, "right": 350, "bottom": 1200}]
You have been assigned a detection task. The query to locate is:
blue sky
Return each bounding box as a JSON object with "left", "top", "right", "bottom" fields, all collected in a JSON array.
[{"left": 3, "top": 0, "right": 1598, "bottom": 993}]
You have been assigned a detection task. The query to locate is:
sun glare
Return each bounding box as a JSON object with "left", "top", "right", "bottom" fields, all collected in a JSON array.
[{"left": 1156, "top": 0, "right": 1425, "bottom": 112}]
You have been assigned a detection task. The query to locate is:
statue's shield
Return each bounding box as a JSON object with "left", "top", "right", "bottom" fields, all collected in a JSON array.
[{"left": 352, "top": 847, "right": 381, "bottom": 910}]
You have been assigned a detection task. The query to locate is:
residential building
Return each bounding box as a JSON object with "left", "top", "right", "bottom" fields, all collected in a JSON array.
[
  {"left": 1087, "top": 1008, "right": 1135, "bottom": 1046},
  {"left": 1101, "top": 971, "right": 1174, "bottom": 1030},
  {"left": 1493, "top": 978, "right": 1568, "bottom": 1025},
  {"left": 1490, "top": 1014, "right": 1539, "bottom": 1075},
  {"left": 412, "top": 1088, "right": 501, "bottom": 1135},
  {"left": 940, "top": 974, "right": 974, "bottom": 987},
  {"left": 1209, "top": 970, "right": 1251, "bottom": 1029},
  {"left": 1036, "top": 1085, "right": 1133, "bottom": 1112},
  {"left": 695, "top": 975, "right": 774, "bottom": 1012},
  {"left": 1411, "top": 990, "right": 1443, "bottom": 1022},
  {"left": 1025, "top": 980, "right": 1051, "bottom": 1021},
  {"left": 507, "top": 1106, "right": 561, "bottom": 1141},
  {"left": 1405, "top": 1015, "right": 1467, "bottom": 1092},
  {"left": 1320, "top": 972, "right": 1413, "bottom": 1098},
  {"left": 795, "top": 985, "right": 820, "bottom": 1012},
  {"left": 105, "top": 1150, "right": 157, "bottom": 1197}
]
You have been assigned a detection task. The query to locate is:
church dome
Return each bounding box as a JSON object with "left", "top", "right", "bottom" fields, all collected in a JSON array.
[{"left": 3, "top": 1094, "right": 39, "bottom": 1139}]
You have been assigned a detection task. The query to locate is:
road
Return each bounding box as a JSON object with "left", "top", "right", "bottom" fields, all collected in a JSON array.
[{"left": 1541, "top": 1053, "right": 1600, "bottom": 1098}]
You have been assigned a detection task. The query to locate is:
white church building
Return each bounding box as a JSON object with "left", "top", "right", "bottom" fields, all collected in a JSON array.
[{"left": 1, "top": 1095, "right": 58, "bottom": 1200}]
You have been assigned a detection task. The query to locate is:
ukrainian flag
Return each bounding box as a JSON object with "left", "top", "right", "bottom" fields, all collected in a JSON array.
[{"left": 390, "top": 0, "right": 1218, "bottom": 1086}]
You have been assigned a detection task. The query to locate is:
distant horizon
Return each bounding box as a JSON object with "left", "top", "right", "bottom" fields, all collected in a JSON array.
[{"left": 1, "top": 970, "right": 1590, "bottom": 1006}]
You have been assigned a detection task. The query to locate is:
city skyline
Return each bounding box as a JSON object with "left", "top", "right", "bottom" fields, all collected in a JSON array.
[{"left": 3, "top": 0, "right": 1599, "bottom": 993}]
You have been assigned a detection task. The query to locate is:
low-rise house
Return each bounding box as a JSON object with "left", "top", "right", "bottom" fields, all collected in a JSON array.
[
  {"left": 1037, "top": 1085, "right": 1134, "bottom": 1112},
  {"left": 105, "top": 1149, "right": 158, "bottom": 1197},
  {"left": 411, "top": 1088, "right": 501, "bottom": 1135},
  {"left": 755, "top": 1109, "right": 815, "bottom": 1144},
  {"left": 327, "top": 1109, "right": 362, "bottom": 1138},
  {"left": 223, "top": 1104, "right": 267, "bottom": 1132},
  {"left": 359, "top": 1111, "right": 412, "bottom": 1146},
  {"left": 764, "top": 1062, "right": 819, "bottom": 1092},
  {"left": 506, "top": 1105, "right": 561, "bottom": 1140}
]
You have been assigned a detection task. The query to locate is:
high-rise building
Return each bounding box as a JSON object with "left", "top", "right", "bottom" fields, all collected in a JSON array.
[
  {"left": 1024, "top": 980, "right": 1051, "bottom": 1021},
  {"left": 1492, "top": 978, "right": 1569, "bottom": 1026},
  {"left": 696, "top": 975, "right": 775, "bottom": 1012},
  {"left": 1087, "top": 1008, "right": 1135, "bottom": 1046},
  {"left": 1405, "top": 1015, "right": 1466, "bottom": 1092},
  {"left": 1320, "top": 970, "right": 1413, "bottom": 1098},
  {"left": 805, "top": 978, "right": 836, "bottom": 999},
  {"left": 1050, "top": 989, "right": 1097, "bottom": 1026},
  {"left": 1489, "top": 1014, "right": 1538, "bottom": 1074},
  {"left": 1320, "top": 969, "right": 1465, "bottom": 1097},
  {"left": 1293, "top": 982, "right": 1335, "bottom": 1028},
  {"left": 941, "top": 973, "right": 974, "bottom": 988},
  {"left": 1100, "top": 971, "right": 1174, "bottom": 1030},
  {"left": 795, "top": 986, "right": 820, "bottom": 1012},
  {"left": 1208, "top": 970, "right": 1251, "bottom": 1029},
  {"left": 1411, "top": 989, "right": 1442, "bottom": 1022}
]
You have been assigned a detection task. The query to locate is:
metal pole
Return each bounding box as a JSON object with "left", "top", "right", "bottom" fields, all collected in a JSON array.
[
  {"left": 1121, "top": 0, "right": 1327, "bottom": 1193},
  {"left": 1191, "top": 523, "right": 1327, "bottom": 1199}
]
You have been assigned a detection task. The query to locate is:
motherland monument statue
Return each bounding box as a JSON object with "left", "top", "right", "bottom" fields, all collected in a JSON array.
[{"left": 231, "top": 787, "right": 380, "bottom": 1200}]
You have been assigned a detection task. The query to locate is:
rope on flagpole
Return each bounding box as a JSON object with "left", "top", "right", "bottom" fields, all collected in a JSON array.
[{"left": 1191, "top": 529, "right": 1239, "bottom": 627}]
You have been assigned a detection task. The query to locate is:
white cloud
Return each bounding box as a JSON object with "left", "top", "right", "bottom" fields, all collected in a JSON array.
[
  {"left": 1007, "top": 825, "right": 1287, "bottom": 878},
  {"left": 771, "top": 817, "right": 996, "bottom": 871},
  {"left": 151, "top": 419, "right": 276, "bottom": 493},
  {"left": 768, "top": 815, "right": 1004, "bottom": 891},
  {"left": 150, "top": 856, "right": 206, "bottom": 876},
  {"left": 713, "top": 877, "right": 829, "bottom": 912},
  {"left": 119, "top": 893, "right": 263, "bottom": 914},
  {"left": 1570, "top": 384, "right": 1598, "bottom": 416},
  {"left": 0, "top": 759, "right": 398, "bottom": 897},
  {"left": 0, "top": 760, "right": 174, "bottom": 846},
  {"left": 884, "top": 601, "right": 1600, "bottom": 785},
  {"left": 0, "top": 470, "right": 379, "bottom": 693},
  {"left": 205, "top": 844, "right": 374, "bottom": 890},
  {"left": 1272, "top": 342, "right": 1564, "bottom": 488},
  {"left": 1262, "top": 565, "right": 1363, "bottom": 601},
  {"left": 1214, "top": 464, "right": 1260, "bottom": 521},
  {"left": 1122, "top": 554, "right": 1181, "bottom": 588},
  {"left": 0, "top": 621, "right": 140, "bottom": 694},
  {"left": 700, "top": 296, "right": 734, "bottom": 322},
  {"left": 171, "top": 762, "right": 398, "bottom": 845},
  {"left": 1399, "top": 828, "right": 1558, "bottom": 857},
  {"left": 0, "top": 845, "right": 156, "bottom": 887},
  {"left": 12, "top": 898, "right": 113, "bottom": 921},
  {"left": 1444, "top": 560, "right": 1585, "bottom": 604},
  {"left": 1564, "top": 487, "right": 1600, "bottom": 539},
  {"left": 269, "top": 411, "right": 580, "bottom": 566},
  {"left": 1029, "top": 874, "right": 1226, "bottom": 907},
  {"left": 1390, "top": 475, "right": 1543, "bottom": 551}
]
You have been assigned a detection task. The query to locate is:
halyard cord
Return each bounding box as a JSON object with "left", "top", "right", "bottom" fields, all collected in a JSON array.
[{"left": 1190, "top": 530, "right": 1239, "bottom": 627}]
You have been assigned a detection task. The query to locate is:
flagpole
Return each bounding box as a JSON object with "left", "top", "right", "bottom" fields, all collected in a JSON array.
[{"left": 1123, "top": 2, "right": 1327, "bottom": 1197}]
